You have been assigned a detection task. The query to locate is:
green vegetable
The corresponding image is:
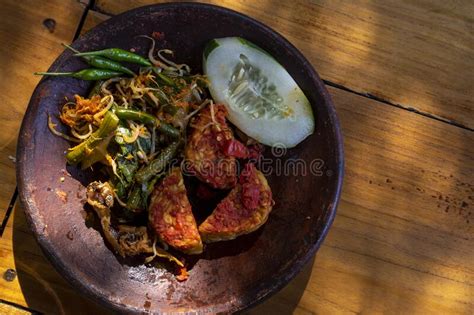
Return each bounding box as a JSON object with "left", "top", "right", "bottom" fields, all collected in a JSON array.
[
  {"left": 88, "top": 80, "right": 105, "bottom": 98},
  {"left": 156, "top": 72, "right": 176, "bottom": 86},
  {"left": 115, "top": 108, "right": 157, "bottom": 124},
  {"left": 135, "top": 141, "right": 181, "bottom": 183},
  {"left": 126, "top": 186, "right": 143, "bottom": 211},
  {"left": 143, "top": 93, "right": 158, "bottom": 108},
  {"left": 118, "top": 161, "right": 138, "bottom": 183},
  {"left": 114, "top": 180, "right": 127, "bottom": 199},
  {"left": 66, "top": 111, "right": 119, "bottom": 164},
  {"left": 162, "top": 104, "right": 179, "bottom": 116},
  {"left": 156, "top": 122, "right": 180, "bottom": 139},
  {"left": 137, "top": 137, "right": 152, "bottom": 154},
  {"left": 75, "top": 48, "right": 152, "bottom": 67},
  {"left": 203, "top": 37, "right": 315, "bottom": 148},
  {"left": 62, "top": 44, "right": 135, "bottom": 76},
  {"left": 146, "top": 176, "right": 160, "bottom": 198},
  {"left": 80, "top": 134, "right": 113, "bottom": 169},
  {"left": 154, "top": 89, "right": 170, "bottom": 104},
  {"left": 114, "top": 108, "right": 180, "bottom": 139},
  {"left": 83, "top": 57, "right": 134, "bottom": 75},
  {"left": 35, "top": 69, "right": 123, "bottom": 81}
]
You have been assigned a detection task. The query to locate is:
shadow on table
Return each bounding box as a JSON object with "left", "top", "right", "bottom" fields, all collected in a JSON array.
[
  {"left": 245, "top": 257, "right": 315, "bottom": 315},
  {"left": 11, "top": 203, "right": 112, "bottom": 315}
]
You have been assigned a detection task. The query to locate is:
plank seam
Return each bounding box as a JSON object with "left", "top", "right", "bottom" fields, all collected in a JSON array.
[
  {"left": 323, "top": 80, "right": 473, "bottom": 132},
  {"left": 0, "top": 298, "right": 43, "bottom": 314},
  {"left": 0, "top": 187, "right": 17, "bottom": 237},
  {"left": 72, "top": 0, "right": 96, "bottom": 41},
  {"left": 0, "top": 1, "right": 98, "bottom": 236}
]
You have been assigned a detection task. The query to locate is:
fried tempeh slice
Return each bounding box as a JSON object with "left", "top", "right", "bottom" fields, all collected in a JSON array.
[
  {"left": 185, "top": 103, "right": 244, "bottom": 189},
  {"left": 149, "top": 167, "right": 203, "bottom": 254},
  {"left": 199, "top": 163, "right": 274, "bottom": 242}
]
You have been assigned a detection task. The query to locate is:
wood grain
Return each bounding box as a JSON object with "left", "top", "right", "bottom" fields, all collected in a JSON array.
[
  {"left": 0, "top": 301, "right": 32, "bottom": 315},
  {"left": 2, "top": 84, "right": 472, "bottom": 313},
  {"left": 1, "top": 1, "right": 472, "bottom": 314},
  {"left": 94, "top": 0, "right": 474, "bottom": 129},
  {"left": 250, "top": 85, "right": 474, "bottom": 314},
  {"left": 0, "top": 203, "right": 111, "bottom": 314},
  {"left": 80, "top": 9, "right": 110, "bottom": 36},
  {"left": 0, "top": 0, "right": 86, "bottom": 219}
]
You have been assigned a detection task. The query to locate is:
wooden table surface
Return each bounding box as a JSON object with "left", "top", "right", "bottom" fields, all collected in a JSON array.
[{"left": 0, "top": 0, "right": 472, "bottom": 314}]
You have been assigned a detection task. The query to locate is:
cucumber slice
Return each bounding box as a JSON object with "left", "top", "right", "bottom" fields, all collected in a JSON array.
[{"left": 203, "top": 37, "right": 315, "bottom": 148}]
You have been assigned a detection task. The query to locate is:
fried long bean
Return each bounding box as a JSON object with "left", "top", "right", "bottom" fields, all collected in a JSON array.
[
  {"left": 126, "top": 186, "right": 143, "bottom": 211},
  {"left": 135, "top": 141, "right": 181, "bottom": 183},
  {"left": 115, "top": 108, "right": 180, "bottom": 139}
]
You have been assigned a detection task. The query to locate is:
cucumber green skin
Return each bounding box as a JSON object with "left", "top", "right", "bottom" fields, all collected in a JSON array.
[
  {"left": 203, "top": 39, "right": 220, "bottom": 60},
  {"left": 203, "top": 37, "right": 274, "bottom": 61}
]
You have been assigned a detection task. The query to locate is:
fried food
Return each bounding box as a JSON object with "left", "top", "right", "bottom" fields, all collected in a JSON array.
[
  {"left": 185, "top": 103, "right": 246, "bottom": 189},
  {"left": 149, "top": 167, "right": 203, "bottom": 254},
  {"left": 199, "top": 163, "right": 274, "bottom": 242},
  {"left": 86, "top": 181, "right": 154, "bottom": 257}
]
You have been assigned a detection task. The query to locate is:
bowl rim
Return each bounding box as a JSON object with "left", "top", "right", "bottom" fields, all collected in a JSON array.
[{"left": 17, "top": 2, "right": 344, "bottom": 313}]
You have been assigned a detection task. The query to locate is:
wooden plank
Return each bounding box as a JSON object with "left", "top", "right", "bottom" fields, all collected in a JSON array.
[
  {"left": 3, "top": 83, "right": 472, "bottom": 313},
  {"left": 0, "top": 203, "right": 111, "bottom": 314},
  {"left": 251, "top": 85, "right": 474, "bottom": 314},
  {"left": 289, "top": 86, "right": 473, "bottom": 314},
  {"left": 80, "top": 9, "right": 110, "bottom": 36},
  {"left": 0, "top": 302, "right": 32, "bottom": 315},
  {"left": 2, "top": 3, "right": 471, "bottom": 313},
  {"left": 94, "top": 0, "right": 474, "bottom": 129},
  {"left": 0, "top": 0, "right": 87, "bottom": 219}
]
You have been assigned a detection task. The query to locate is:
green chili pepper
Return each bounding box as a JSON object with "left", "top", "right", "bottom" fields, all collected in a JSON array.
[
  {"left": 84, "top": 57, "right": 134, "bottom": 75},
  {"left": 62, "top": 44, "right": 135, "bottom": 76},
  {"left": 35, "top": 69, "right": 123, "bottom": 81},
  {"left": 75, "top": 48, "right": 152, "bottom": 67},
  {"left": 114, "top": 108, "right": 180, "bottom": 139},
  {"left": 135, "top": 141, "right": 181, "bottom": 183},
  {"left": 66, "top": 111, "right": 119, "bottom": 164}
]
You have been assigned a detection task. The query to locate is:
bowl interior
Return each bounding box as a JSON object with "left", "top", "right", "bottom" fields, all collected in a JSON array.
[{"left": 17, "top": 3, "right": 343, "bottom": 313}]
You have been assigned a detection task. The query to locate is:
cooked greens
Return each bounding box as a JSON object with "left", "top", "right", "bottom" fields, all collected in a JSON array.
[{"left": 42, "top": 38, "right": 210, "bottom": 276}]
